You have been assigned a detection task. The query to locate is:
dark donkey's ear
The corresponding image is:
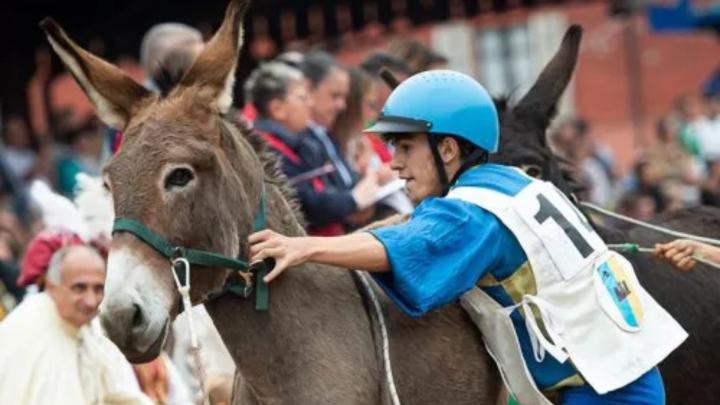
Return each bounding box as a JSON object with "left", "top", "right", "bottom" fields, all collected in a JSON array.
[
  {"left": 514, "top": 25, "right": 583, "bottom": 126},
  {"left": 177, "top": 0, "right": 250, "bottom": 113},
  {"left": 40, "top": 18, "right": 153, "bottom": 131}
]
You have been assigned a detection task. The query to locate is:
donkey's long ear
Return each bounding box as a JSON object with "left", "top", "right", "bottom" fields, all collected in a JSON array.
[
  {"left": 40, "top": 18, "right": 152, "bottom": 130},
  {"left": 178, "top": 0, "right": 250, "bottom": 113},
  {"left": 514, "top": 25, "right": 582, "bottom": 123}
]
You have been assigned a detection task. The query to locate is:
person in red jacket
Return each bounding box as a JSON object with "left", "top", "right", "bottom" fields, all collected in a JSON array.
[{"left": 244, "top": 61, "right": 379, "bottom": 236}]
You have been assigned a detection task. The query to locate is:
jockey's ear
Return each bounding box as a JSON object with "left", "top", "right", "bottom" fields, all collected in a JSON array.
[
  {"left": 177, "top": 0, "right": 250, "bottom": 114},
  {"left": 438, "top": 137, "right": 462, "bottom": 164},
  {"left": 40, "top": 18, "right": 153, "bottom": 131}
]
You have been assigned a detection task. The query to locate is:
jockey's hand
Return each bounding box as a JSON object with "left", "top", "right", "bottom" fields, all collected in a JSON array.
[
  {"left": 249, "top": 230, "right": 309, "bottom": 283},
  {"left": 654, "top": 239, "right": 702, "bottom": 272}
]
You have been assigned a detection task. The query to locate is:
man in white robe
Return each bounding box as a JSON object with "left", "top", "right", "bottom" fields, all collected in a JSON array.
[{"left": 0, "top": 245, "right": 151, "bottom": 405}]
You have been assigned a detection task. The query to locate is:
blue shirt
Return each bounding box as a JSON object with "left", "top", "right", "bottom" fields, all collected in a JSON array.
[{"left": 369, "top": 164, "right": 580, "bottom": 390}]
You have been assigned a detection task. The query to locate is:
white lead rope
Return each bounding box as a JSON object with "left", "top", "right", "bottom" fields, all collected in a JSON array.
[
  {"left": 171, "top": 258, "right": 210, "bottom": 405},
  {"left": 580, "top": 202, "right": 720, "bottom": 270},
  {"left": 355, "top": 271, "right": 401, "bottom": 405},
  {"left": 580, "top": 202, "right": 720, "bottom": 246}
]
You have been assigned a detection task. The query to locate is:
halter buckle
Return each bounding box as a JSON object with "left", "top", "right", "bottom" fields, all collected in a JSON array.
[{"left": 238, "top": 271, "right": 254, "bottom": 296}]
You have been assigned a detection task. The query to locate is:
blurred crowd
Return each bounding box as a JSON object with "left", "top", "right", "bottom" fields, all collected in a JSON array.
[{"left": 550, "top": 92, "right": 720, "bottom": 225}]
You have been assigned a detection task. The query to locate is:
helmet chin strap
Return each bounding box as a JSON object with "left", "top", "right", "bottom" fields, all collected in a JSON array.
[
  {"left": 428, "top": 135, "right": 488, "bottom": 196},
  {"left": 427, "top": 136, "right": 450, "bottom": 195}
]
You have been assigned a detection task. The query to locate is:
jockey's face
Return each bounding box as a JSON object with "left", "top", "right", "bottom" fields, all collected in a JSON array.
[{"left": 390, "top": 133, "right": 443, "bottom": 204}]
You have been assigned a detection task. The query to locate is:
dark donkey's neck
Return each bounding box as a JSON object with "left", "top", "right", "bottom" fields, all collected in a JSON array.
[{"left": 204, "top": 120, "right": 381, "bottom": 403}]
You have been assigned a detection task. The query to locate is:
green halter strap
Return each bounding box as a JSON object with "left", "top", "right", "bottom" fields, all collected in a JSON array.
[{"left": 112, "top": 188, "right": 270, "bottom": 311}]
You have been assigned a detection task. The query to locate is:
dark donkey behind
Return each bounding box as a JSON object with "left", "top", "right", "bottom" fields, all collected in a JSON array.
[{"left": 491, "top": 26, "right": 720, "bottom": 405}]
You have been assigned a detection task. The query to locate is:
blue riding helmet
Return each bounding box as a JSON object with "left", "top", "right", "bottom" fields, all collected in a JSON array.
[{"left": 365, "top": 70, "right": 499, "bottom": 153}]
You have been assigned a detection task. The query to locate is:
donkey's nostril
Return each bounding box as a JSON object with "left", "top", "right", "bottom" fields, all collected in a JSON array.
[{"left": 131, "top": 303, "right": 145, "bottom": 329}]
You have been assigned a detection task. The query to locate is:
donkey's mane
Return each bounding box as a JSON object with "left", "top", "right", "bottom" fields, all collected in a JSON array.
[{"left": 221, "top": 112, "right": 305, "bottom": 225}]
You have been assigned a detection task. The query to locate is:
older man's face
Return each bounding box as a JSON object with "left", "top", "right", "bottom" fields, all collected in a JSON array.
[{"left": 48, "top": 247, "right": 106, "bottom": 328}]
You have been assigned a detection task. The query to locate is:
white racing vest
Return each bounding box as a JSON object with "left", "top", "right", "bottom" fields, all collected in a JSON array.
[{"left": 448, "top": 175, "right": 688, "bottom": 395}]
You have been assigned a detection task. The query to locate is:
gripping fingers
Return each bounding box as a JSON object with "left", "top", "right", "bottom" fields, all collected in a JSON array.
[
  {"left": 263, "top": 259, "right": 289, "bottom": 283},
  {"left": 251, "top": 246, "right": 284, "bottom": 264},
  {"left": 677, "top": 257, "right": 696, "bottom": 272},
  {"left": 249, "top": 239, "right": 280, "bottom": 257},
  {"left": 671, "top": 250, "right": 690, "bottom": 264},
  {"left": 249, "top": 229, "right": 275, "bottom": 244}
]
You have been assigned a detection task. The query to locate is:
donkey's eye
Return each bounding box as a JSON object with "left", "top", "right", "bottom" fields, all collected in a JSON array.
[
  {"left": 165, "top": 168, "right": 194, "bottom": 190},
  {"left": 522, "top": 164, "right": 543, "bottom": 178}
]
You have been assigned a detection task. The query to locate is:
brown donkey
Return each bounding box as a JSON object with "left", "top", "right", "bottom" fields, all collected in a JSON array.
[{"left": 41, "top": 0, "right": 505, "bottom": 403}]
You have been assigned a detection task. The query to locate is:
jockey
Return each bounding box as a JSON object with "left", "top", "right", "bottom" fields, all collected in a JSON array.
[{"left": 249, "top": 70, "right": 687, "bottom": 404}]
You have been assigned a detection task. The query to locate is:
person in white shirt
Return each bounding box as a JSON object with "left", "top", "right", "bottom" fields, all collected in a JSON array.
[{"left": 0, "top": 245, "right": 151, "bottom": 405}]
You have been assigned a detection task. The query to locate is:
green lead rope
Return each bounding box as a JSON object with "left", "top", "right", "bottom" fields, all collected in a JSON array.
[
  {"left": 251, "top": 260, "right": 270, "bottom": 311},
  {"left": 251, "top": 188, "right": 269, "bottom": 311},
  {"left": 607, "top": 243, "right": 649, "bottom": 254}
]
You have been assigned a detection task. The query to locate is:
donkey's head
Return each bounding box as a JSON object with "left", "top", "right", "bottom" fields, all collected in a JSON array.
[
  {"left": 42, "top": 0, "right": 255, "bottom": 362},
  {"left": 489, "top": 25, "right": 583, "bottom": 196}
]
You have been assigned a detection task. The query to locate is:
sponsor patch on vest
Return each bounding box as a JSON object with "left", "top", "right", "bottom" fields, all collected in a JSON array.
[{"left": 594, "top": 254, "right": 645, "bottom": 331}]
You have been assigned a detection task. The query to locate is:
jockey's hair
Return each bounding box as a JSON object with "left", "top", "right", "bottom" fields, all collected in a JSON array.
[{"left": 244, "top": 61, "right": 305, "bottom": 118}]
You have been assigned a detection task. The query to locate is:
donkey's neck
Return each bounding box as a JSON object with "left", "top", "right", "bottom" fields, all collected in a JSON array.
[{"left": 205, "top": 186, "right": 379, "bottom": 403}]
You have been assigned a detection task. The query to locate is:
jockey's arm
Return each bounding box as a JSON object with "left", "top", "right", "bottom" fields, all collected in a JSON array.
[{"left": 249, "top": 230, "right": 390, "bottom": 283}]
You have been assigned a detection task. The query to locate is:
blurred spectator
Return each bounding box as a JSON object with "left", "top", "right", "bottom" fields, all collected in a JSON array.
[
  {"left": 331, "top": 67, "right": 378, "bottom": 163},
  {"left": 0, "top": 224, "right": 23, "bottom": 308},
  {"left": 332, "top": 67, "right": 410, "bottom": 221},
  {"left": 274, "top": 51, "right": 304, "bottom": 69},
  {"left": 360, "top": 52, "right": 411, "bottom": 114},
  {"left": 687, "top": 94, "right": 720, "bottom": 162},
  {"left": 132, "top": 352, "right": 194, "bottom": 405},
  {"left": 553, "top": 118, "right": 615, "bottom": 206},
  {"left": 110, "top": 22, "right": 206, "bottom": 154},
  {"left": 703, "top": 67, "right": 720, "bottom": 100},
  {"left": 245, "top": 62, "right": 311, "bottom": 136},
  {"left": 0, "top": 245, "right": 151, "bottom": 405},
  {"left": 1, "top": 115, "right": 50, "bottom": 183},
  {"left": 625, "top": 159, "right": 667, "bottom": 214},
  {"left": 360, "top": 52, "right": 411, "bottom": 164},
  {"left": 56, "top": 119, "right": 106, "bottom": 196},
  {"left": 643, "top": 118, "right": 701, "bottom": 207},
  {"left": 140, "top": 23, "right": 204, "bottom": 91},
  {"left": 387, "top": 39, "right": 448, "bottom": 74},
  {"left": 172, "top": 307, "right": 235, "bottom": 404},
  {"left": 245, "top": 60, "right": 378, "bottom": 234},
  {"left": 299, "top": 51, "right": 380, "bottom": 234},
  {"left": 671, "top": 95, "right": 702, "bottom": 158},
  {"left": 701, "top": 159, "right": 720, "bottom": 206},
  {"left": 616, "top": 191, "right": 658, "bottom": 226}
]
